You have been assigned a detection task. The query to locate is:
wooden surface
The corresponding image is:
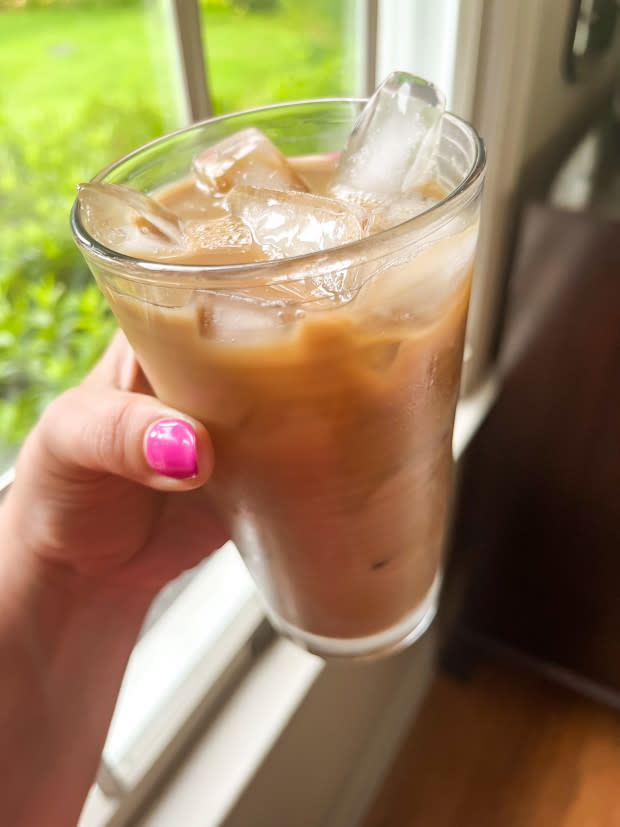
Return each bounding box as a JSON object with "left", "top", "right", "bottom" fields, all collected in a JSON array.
[{"left": 363, "top": 663, "right": 620, "bottom": 827}]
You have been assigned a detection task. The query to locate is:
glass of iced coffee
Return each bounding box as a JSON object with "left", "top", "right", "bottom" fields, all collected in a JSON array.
[{"left": 71, "top": 74, "right": 485, "bottom": 659}]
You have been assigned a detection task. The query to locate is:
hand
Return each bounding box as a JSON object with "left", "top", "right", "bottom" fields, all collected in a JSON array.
[
  {"left": 0, "top": 330, "right": 230, "bottom": 827},
  {"left": 4, "top": 329, "right": 228, "bottom": 598}
]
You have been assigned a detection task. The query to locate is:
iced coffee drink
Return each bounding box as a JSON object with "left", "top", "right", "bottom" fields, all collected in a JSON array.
[{"left": 72, "top": 73, "right": 485, "bottom": 658}]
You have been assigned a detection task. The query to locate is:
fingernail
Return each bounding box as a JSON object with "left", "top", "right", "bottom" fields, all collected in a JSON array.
[{"left": 144, "top": 419, "right": 198, "bottom": 479}]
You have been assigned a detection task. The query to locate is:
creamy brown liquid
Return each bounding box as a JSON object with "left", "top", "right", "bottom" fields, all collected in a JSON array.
[{"left": 103, "top": 159, "right": 472, "bottom": 641}]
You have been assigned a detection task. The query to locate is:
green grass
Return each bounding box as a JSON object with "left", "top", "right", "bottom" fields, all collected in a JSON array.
[
  {"left": 0, "top": 1, "right": 348, "bottom": 455},
  {"left": 203, "top": 3, "right": 352, "bottom": 111},
  {"left": 0, "top": 7, "right": 165, "bottom": 130}
]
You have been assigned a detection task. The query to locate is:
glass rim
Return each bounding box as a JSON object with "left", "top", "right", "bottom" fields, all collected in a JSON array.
[{"left": 70, "top": 97, "right": 486, "bottom": 286}]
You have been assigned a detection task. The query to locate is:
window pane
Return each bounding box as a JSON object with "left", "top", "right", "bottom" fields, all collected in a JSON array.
[
  {"left": 199, "top": 0, "right": 363, "bottom": 114},
  {"left": 0, "top": 0, "right": 180, "bottom": 468}
]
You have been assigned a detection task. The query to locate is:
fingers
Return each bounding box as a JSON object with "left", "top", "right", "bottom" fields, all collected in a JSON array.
[{"left": 26, "top": 385, "right": 214, "bottom": 492}]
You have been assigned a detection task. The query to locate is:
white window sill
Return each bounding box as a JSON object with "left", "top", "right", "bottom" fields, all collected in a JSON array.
[
  {"left": 103, "top": 544, "right": 257, "bottom": 770},
  {"left": 136, "top": 639, "right": 324, "bottom": 827},
  {"left": 80, "top": 636, "right": 323, "bottom": 827},
  {"left": 132, "top": 622, "right": 436, "bottom": 827}
]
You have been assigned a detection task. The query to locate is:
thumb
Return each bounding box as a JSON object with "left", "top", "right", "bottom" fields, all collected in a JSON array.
[{"left": 23, "top": 384, "right": 213, "bottom": 491}]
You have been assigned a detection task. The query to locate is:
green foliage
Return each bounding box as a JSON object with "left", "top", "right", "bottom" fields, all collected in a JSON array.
[
  {"left": 1, "top": 6, "right": 165, "bottom": 448},
  {"left": 0, "top": 279, "right": 116, "bottom": 445},
  {"left": 0, "top": 0, "right": 135, "bottom": 8},
  {"left": 199, "top": 0, "right": 234, "bottom": 10},
  {"left": 0, "top": 95, "right": 161, "bottom": 445},
  {"left": 233, "top": 0, "right": 280, "bottom": 12}
]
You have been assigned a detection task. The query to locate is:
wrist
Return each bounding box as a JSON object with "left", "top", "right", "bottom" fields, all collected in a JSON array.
[
  {"left": 0, "top": 493, "right": 153, "bottom": 702},
  {"left": 0, "top": 496, "right": 154, "bottom": 827}
]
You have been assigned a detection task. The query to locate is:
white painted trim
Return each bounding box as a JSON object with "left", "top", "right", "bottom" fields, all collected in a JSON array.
[
  {"left": 376, "top": 0, "right": 462, "bottom": 109},
  {"left": 169, "top": 0, "right": 211, "bottom": 123},
  {"left": 360, "top": 0, "right": 379, "bottom": 96},
  {"left": 103, "top": 545, "right": 255, "bottom": 767},
  {"left": 461, "top": 0, "right": 543, "bottom": 393},
  {"left": 451, "top": 0, "right": 484, "bottom": 121},
  {"left": 209, "top": 634, "right": 437, "bottom": 827},
  {"left": 135, "top": 641, "right": 324, "bottom": 826}
]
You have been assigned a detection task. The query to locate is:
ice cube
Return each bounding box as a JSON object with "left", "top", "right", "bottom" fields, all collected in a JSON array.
[
  {"left": 180, "top": 216, "right": 266, "bottom": 264},
  {"left": 225, "top": 268, "right": 359, "bottom": 313},
  {"left": 228, "top": 185, "right": 364, "bottom": 259},
  {"left": 77, "top": 182, "right": 184, "bottom": 258},
  {"left": 366, "top": 191, "right": 440, "bottom": 233},
  {"left": 332, "top": 71, "right": 445, "bottom": 195},
  {"left": 329, "top": 186, "right": 439, "bottom": 234},
  {"left": 196, "top": 291, "right": 276, "bottom": 342},
  {"left": 353, "top": 222, "right": 478, "bottom": 320},
  {"left": 193, "top": 128, "right": 308, "bottom": 195}
]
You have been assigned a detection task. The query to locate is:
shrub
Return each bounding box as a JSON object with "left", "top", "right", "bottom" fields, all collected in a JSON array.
[{"left": 0, "top": 96, "right": 163, "bottom": 447}]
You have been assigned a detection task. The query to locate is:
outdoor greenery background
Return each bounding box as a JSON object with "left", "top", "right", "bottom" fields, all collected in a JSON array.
[{"left": 0, "top": 0, "right": 351, "bottom": 464}]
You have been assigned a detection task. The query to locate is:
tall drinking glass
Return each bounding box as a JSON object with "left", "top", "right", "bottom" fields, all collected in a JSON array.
[{"left": 71, "top": 100, "right": 485, "bottom": 659}]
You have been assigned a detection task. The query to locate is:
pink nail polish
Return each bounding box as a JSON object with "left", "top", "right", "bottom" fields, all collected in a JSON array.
[{"left": 145, "top": 419, "right": 198, "bottom": 479}]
